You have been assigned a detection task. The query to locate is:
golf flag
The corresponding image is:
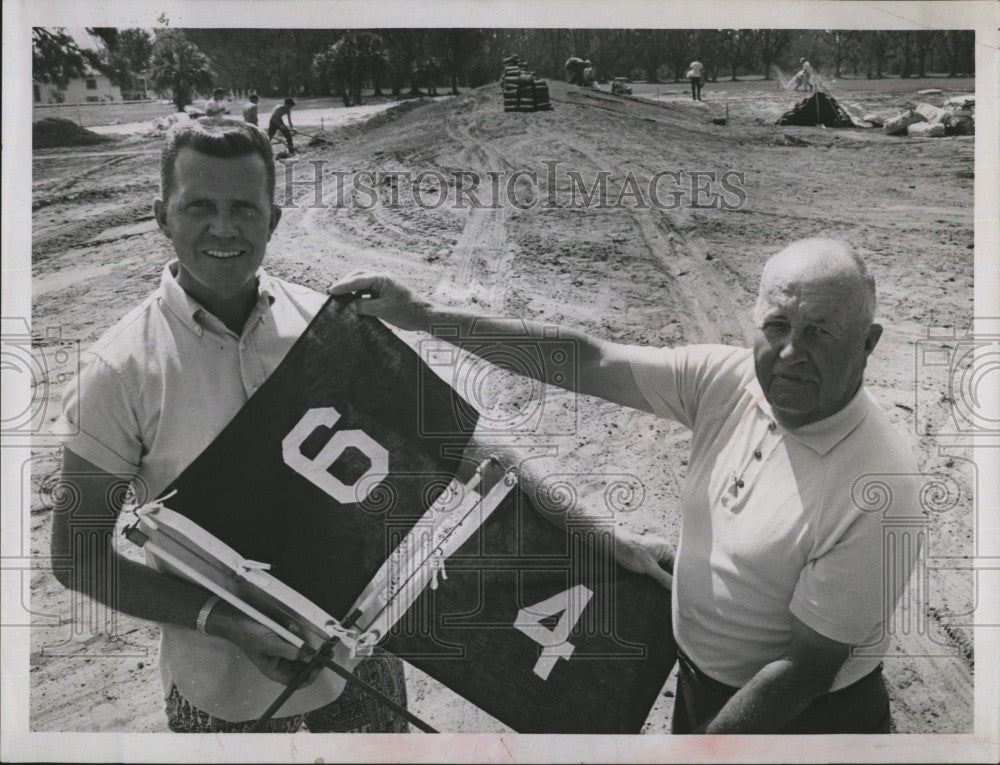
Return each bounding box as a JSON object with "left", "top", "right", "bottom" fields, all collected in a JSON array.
[{"left": 158, "top": 296, "right": 675, "bottom": 733}]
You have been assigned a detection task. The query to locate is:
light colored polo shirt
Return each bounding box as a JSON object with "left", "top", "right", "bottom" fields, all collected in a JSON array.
[
  {"left": 242, "top": 101, "right": 259, "bottom": 125},
  {"left": 689, "top": 61, "right": 704, "bottom": 77},
  {"left": 203, "top": 98, "right": 228, "bottom": 117},
  {"left": 58, "top": 262, "right": 343, "bottom": 721},
  {"left": 629, "top": 344, "right": 919, "bottom": 691}
]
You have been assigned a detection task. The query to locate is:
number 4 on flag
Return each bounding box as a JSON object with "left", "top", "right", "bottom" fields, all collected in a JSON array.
[{"left": 513, "top": 585, "right": 594, "bottom": 680}]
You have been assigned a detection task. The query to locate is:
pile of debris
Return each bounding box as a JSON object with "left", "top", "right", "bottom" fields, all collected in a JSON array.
[
  {"left": 33, "top": 117, "right": 112, "bottom": 149},
  {"left": 501, "top": 55, "right": 552, "bottom": 113},
  {"left": 775, "top": 92, "right": 861, "bottom": 128},
  {"left": 875, "top": 94, "right": 975, "bottom": 137}
]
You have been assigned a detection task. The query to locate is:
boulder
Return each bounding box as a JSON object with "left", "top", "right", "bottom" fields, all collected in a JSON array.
[
  {"left": 913, "top": 102, "right": 949, "bottom": 123},
  {"left": 883, "top": 110, "right": 925, "bottom": 136},
  {"left": 907, "top": 121, "right": 946, "bottom": 138}
]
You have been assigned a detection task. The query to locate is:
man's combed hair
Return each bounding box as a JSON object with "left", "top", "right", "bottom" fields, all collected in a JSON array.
[{"left": 160, "top": 119, "right": 275, "bottom": 203}]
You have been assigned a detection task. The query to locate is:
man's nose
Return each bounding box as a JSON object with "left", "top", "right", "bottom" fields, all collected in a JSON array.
[
  {"left": 778, "top": 329, "right": 807, "bottom": 362},
  {"left": 207, "top": 209, "right": 238, "bottom": 237}
]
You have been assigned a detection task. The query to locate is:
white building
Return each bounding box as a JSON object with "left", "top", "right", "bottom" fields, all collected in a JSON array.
[{"left": 33, "top": 72, "right": 122, "bottom": 104}]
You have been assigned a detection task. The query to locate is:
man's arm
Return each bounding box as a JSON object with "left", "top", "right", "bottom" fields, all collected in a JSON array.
[
  {"left": 700, "top": 615, "right": 850, "bottom": 733},
  {"left": 331, "top": 273, "right": 676, "bottom": 589},
  {"left": 51, "top": 448, "right": 314, "bottom": 685},
  {"left": 330, "top": 272, "right": 655, "bottom": 413}
]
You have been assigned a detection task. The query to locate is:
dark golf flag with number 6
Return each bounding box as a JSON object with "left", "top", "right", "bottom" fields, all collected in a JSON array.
[{"left": 162, "top": 296, "right": 676, "bottom": 733}]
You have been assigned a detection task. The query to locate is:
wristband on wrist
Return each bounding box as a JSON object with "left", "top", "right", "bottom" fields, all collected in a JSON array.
[{"left": 195, "top": 595, "right": 222, "bottom": 634}]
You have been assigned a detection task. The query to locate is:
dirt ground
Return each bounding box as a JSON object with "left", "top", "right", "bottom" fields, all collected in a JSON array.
[{"left": 28, "top": 77, "right": 976, "bottom": 734}]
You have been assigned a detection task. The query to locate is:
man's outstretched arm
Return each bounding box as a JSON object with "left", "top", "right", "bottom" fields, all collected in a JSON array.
[
  {"left": 50, "top": 448, "right": 315, "bottom": 685},
  {"left": 330, "top": 272, "right": 656, "bottom": 414},
  {"left": 331, "top": 272, "right": 676, "bottom": 589}
]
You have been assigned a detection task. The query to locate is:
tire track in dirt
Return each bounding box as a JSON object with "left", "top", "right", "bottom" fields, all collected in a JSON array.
[
  {"left": 528, "top": 124, "right": 752, "bottom": 346},
  {"left": 32, "top": 155, "right": 137, "bottom": 201},
  {"left": 434, "top": 112, "right": 513, "bottom": 311}
]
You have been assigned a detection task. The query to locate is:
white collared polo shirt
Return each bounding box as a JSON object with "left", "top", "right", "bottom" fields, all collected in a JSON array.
[
  {"left": 57, "top": 262, "right": 343, "bottom": 721},
  {"left": 629, "top": 344, "right": 920, "bottom": 691}
]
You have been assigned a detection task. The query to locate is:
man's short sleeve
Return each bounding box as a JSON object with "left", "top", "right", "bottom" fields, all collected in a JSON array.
[
  {"left": 627, "top": 344, "right": 749, "bottom": 430},
  {"left": 789, "top": 510, "right": 885, "bottom": 644},
  {"left": 791, "top": 467, "right": 921, "bottom": 645},
  {"left": 57, "top": 353, "right": 142, "bottom": 479}
]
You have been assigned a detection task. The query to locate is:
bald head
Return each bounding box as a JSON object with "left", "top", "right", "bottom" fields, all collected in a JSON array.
[
  {"left": 755, "top": 239, "right": 876, "bottom": 332},
  {"left": 752, "top": 238, "right": 883, "bottom": 429}
]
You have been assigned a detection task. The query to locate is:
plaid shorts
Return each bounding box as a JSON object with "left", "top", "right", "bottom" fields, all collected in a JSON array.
[{"left": 165, "top": 656, "right": 409, "bottom": 733}]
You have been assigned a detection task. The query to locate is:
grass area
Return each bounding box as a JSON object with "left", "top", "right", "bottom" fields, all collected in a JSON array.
[
  {"left": 606, "top": 74, "right": 975, "bottom": 102},
  {"left": 31, "top": 92, "right": 445, "bottom": 129}
]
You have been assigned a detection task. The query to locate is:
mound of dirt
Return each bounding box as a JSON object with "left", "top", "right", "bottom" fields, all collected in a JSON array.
[{"left": 33, "top": 117, "right": 112, "bottom": 149}]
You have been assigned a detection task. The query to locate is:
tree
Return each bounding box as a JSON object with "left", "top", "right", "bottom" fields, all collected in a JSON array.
[
  {"left": 942, "top": 30, "right": 974, "bottom": 77},
  {"left": 32, "top": 27, "right": 108, "bottom": 86},
  {"left": 714, "top": 29, "right": 743, "bottom": 82},
  {"left": 120, "top": 28, "right": 153, "bottom": 72},
  {"left": 150, "top": 30, "right": 214, "bottom": 111},
  {"left": 637, "top": 30, "right": 666, "bottom": 82},
  {"left": 914, "top": 30, "right": 934, "bottom": 77},
  {"left": 898, "top": 31, "right": 913, "bottom": 78},
  {"left": 689, "top": 30, "right": 719, "bottom": 82},
  {"left": 825, "top": 30, "right": 859, "bottom": 78},
  {"left": 314, "top": 32, "right": 389, "bottom": 106},
  {"left": 439, "top": 29, "right": 486, "bottom": 94},
  {"left": 750, "top": 29, "right": 791, "bottom": 80},
  {"left": 664, "top": 30, "right": 692, "bottom": 81},
  {"left": 862, "top": 31, "right": 889, "bottom": 78},
  {"left": 380, "top": 29, "right": 432, "bottom": 95}
]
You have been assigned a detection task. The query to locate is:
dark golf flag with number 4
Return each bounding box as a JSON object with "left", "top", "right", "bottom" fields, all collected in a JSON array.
[{"left": 161, "top": 296, "right": 676, "bottom": 733}]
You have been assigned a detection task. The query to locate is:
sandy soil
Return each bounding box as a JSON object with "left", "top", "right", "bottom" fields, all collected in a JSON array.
[{"left": 28, "top": 77, "right": 975, "bottom": 733}]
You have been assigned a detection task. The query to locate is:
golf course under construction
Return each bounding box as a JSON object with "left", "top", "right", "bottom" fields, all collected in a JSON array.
[{"left": 30, "top": 76, "right": 975, "bottom": 734}]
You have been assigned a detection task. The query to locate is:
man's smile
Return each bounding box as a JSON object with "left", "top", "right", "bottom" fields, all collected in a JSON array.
[{"left": 203, "top": 249, "right": 246, "bottom": 260}]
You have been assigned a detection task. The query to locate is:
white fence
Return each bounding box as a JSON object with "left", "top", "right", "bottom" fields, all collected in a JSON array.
[{"left": 33, "top": 99, "right": 175, "bottom": 128}]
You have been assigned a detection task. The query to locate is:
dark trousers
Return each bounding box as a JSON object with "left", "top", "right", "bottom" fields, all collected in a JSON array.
[
  {"left": 268, "top": 122, "right": 293, "bottom": 152},
  {"left": 690, "top": 77, "right": 702, "bottom": 100},
  {"left": 671, "top": 650, "right": 891, "bottom": 734}
]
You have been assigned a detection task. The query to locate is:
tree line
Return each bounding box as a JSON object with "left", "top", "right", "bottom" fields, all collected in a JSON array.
[{"left": 33, "top": 28, "right": 976, "bottom": 110}]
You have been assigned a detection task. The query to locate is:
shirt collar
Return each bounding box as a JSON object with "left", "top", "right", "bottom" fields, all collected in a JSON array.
[
  {"left": 747, "top": 376, "right": 870, "bottom": 455},
  {"left": 159, "top": 261, "right": 276, "bottom": 335}
]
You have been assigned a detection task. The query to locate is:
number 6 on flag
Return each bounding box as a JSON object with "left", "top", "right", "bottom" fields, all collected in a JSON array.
[{"left": 513, "top": 585, "right": 594, "bottom": 680}]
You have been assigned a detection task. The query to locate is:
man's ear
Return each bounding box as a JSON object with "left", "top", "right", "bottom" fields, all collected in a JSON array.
[
  {"left": 153, "top": 198, "right": 170, "bottom": 239},
  {"left": 864, "top": 323, "right": 883, "bottom": 358},
  {"left": 268, "top": 203, "right": 282, "bottom": 237}
]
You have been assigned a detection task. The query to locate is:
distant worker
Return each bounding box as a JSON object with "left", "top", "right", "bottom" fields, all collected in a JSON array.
[
  {"left": 565, "top": 56, "right": 586, "bottom": 86},
  {"left": 687, "top": 60, "right": 704, "bottom": 101},
  {"left": 268, "top": 97, "right": 296, "bottom": 154},
  {"left": 242, "top": 93, "right": 259, "bottom": 126},
  {"left": 795, "top": 59, "right": 815, "bottom": 92},
  {"left": 582, "top": 60, "right": 596, "bottom": 86},
  {"left": 204, "top": 88, "right": 229, "bottom": 117}
]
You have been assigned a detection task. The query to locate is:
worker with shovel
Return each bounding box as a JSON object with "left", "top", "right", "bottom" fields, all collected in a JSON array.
[{"left": 268, "top": 97, "right": 297, "bottom": 155}]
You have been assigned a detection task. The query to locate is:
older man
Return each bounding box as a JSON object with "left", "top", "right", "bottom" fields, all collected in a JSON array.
[
  {"left": 51, "top": 120, "right": 407, "bottom": 733},
  {"left": 332, "top": 238, "right": 918, "bottom": 733}
]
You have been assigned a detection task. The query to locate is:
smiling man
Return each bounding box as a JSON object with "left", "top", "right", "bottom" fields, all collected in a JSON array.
[
  {"left": 51, "top": 120, "right": 408, "bottom": 733},
  {"left": 332, "top": 237, "right": 919, "bottom": 734}
]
